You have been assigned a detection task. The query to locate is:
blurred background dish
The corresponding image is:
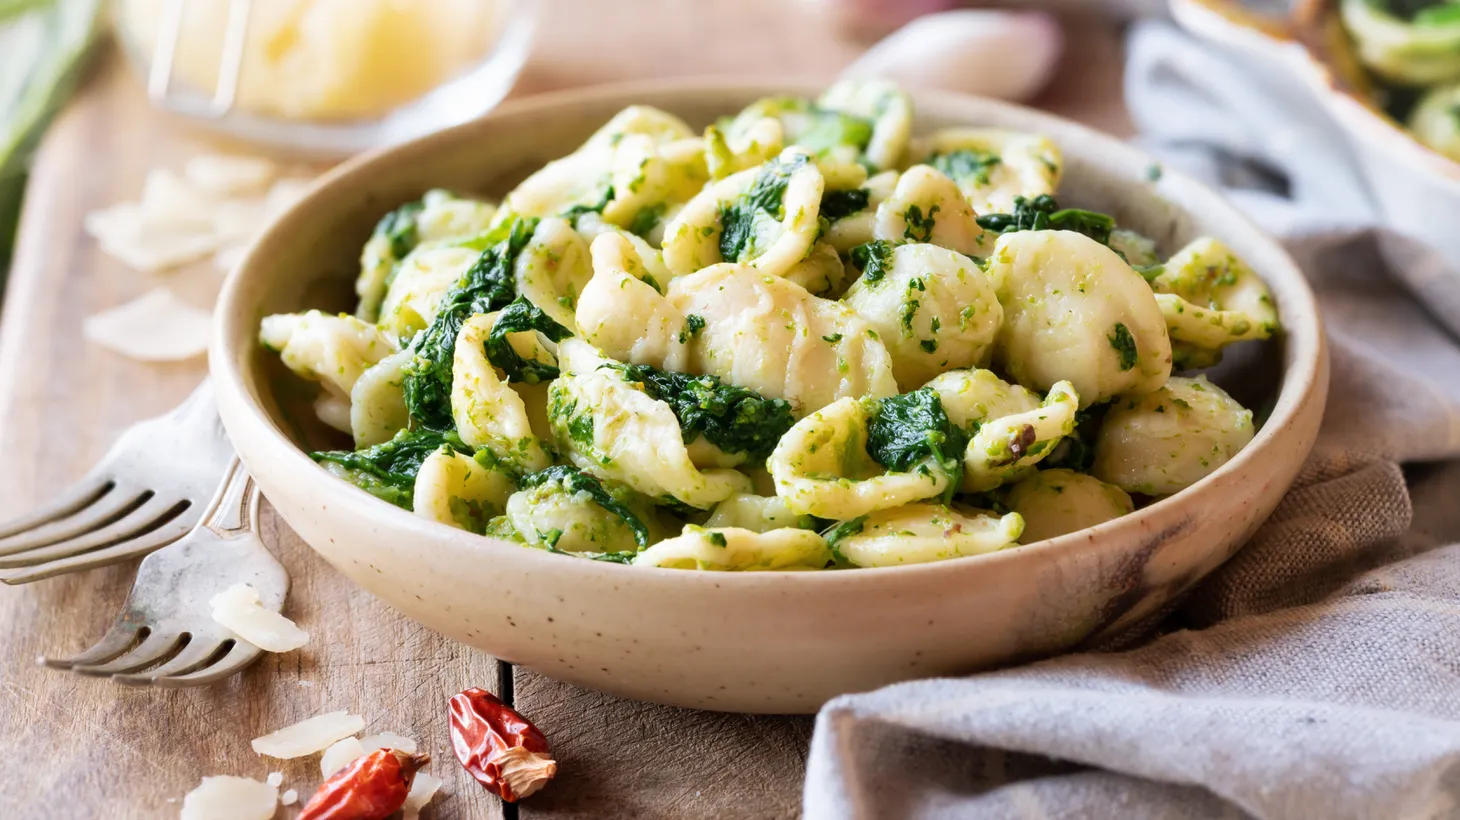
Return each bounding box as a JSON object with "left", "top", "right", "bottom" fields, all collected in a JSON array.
[{"left": 112, "top": 0, "right": 536, "bottom": 155}]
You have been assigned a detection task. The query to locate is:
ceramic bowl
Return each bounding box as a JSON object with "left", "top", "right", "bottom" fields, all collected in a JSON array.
[
  {"left": 1172, "top": 0, "right": 1460, "bottom": 269},
  {"left": 211, "top": 81, "right": 1328, "bottom": 714}
]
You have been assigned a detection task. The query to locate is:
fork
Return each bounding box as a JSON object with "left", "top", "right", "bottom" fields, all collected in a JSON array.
[
  {"left": 44, "top": 455, "right": 290, "bottom": 686},
  {"left": 0, "top": 381, "right": 235, "bottom": 584}
]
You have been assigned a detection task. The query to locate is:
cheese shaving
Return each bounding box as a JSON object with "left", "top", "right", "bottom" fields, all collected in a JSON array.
[
  {"left": 360, "top": 731, "right": 417, "bottom": 754},
  {"left": 251, "top": 711, "right": 365, "bottom": 759},
  {"left": 210, "top": 582, "right": 309, "bottom": 653},
  {"left": 320, "top": 735, "right": 367, "bottom": 777},
  {"left": 186, "top": 155, "right": 278, "bottom": 196},
  {"left": 83, "top": 288, "right": 212, "bottom": 362},
  {"left": 179, "top": 775, "right": 278, "bottom": 820}
]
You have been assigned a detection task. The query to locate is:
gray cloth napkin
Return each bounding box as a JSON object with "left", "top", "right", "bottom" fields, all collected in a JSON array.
[{"left": 803, "top": 21, "right": 1460, "bottom": 820}]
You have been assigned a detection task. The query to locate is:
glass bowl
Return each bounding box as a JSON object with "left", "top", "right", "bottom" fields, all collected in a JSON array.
[{"left": 112, "top": 0, "right": 535, "bottom": 156}]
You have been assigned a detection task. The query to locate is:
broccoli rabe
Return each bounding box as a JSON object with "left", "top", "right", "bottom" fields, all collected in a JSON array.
[
  {"left": 402, "top": 216, "right": 538, "bottom": 429},
  {"left": 865, "top": 388, "right": 968, "bottom": 501},
  {"left": 311, "top": 428, "right": 472, "bottom": 509},
  {"left": 485, "top": 296, "right": 573, "bottom": 385},
  {"left": 976, "top": 195, "right": 1115, "bottom": 246},
  {"left": 850, "top": 240, "right": 896, "bottom": 284},
  {"left": 718, "top": 153, "right": 810, "bottom": 263},
  {"left": 605, "top": 362, "right": 796, "bottom": 463},
  {"left": 820, "top": 188, "right": 870, "bottom": 222},
  {"left": 928, "top": 149, "right": 1001, "bottom": 187}
]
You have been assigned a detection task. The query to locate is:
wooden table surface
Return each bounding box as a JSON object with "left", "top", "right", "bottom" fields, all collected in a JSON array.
[{"left": 0, "top": 3, "right": 1130, "bottom": 817}]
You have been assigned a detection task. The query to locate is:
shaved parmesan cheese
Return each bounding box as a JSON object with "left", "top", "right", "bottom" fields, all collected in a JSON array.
[
  {"left": 360, "top": 731, "right": 417, "bottom": 755},
  {"left": 83, "top": 289, "right": 212, "bottom": 362},
  {"left": 141, "top": 168, "right": 218, "bottom": 231},
  {"left": 280, "top": 789, "right": 298, "bottom": 806},
  {"left": 186, "top": 155, "right": 278, "bottom": 196},
  {"left": 210, "top": 582, "right": 309, "bottom": 652},
  {"left": 265, "top": 772, "right": 283, "bottom": 788},
  {"left": 85, "top": 201, "right": 223, "bottom": 273},
  {"left": 252, "top": 711, "right": 365, "bottom": 759},
  {"left": 404, "top": 771, "right": 443, "bottom": 816},
  {"left": 320, "top": 736, "right": 367, "bottom": 778},
  {"left": 213, "top": 199, "right": 268, "bottom": 242},
  {"left": 180, "top": 775, "right": 278, "bottom": 820}
]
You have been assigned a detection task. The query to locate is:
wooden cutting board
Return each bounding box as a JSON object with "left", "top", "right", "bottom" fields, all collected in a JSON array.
[{"left": 0, "top": 3, "right": 1130, "bottom": 817}]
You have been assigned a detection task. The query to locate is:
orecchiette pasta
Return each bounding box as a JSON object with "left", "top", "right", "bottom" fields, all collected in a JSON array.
[
  {"left": 413, "top": 449, "right": 515, "bottom": 533},
  {"left": 1149, "top": 237, "right": 1278, "bottom": 369},
  {"left": 986, "top": 230, "right": 1172, "bottom": 406},
  {"left": 833, "top": 503, "right": 1024, "bottom": 568},
  {"left": 918, "top": 128, "right": 1062, "bottom": 214},
  {"left": 873, "top": 165, "right": 988, "bottom": 257},
  {"left": 1005, "top": 469, "right": 1133, "bottom": 543},
  {"left": 768, "top": 397, "right": 951, "bottom": 519},
  {"left": 278, "top": 81, "right": 1280, "bottom": 573},
  {"left": 549, "top": 339, "right": 751, "bottom": 509},
  {"left": 451, "top": 313, "right": 553, "bottom": 472},
  {"left": 661, "top": 149, "right": 824, "bottom": 278},
  {"left": 1092, "top": 375, "right": 1254, "bottom": 496},
  {"left": 842, "top": 243, "right": 1002, "bottom": 390},
  {"left": 633, "top": 526, "right": 831, "bottom": 570}
]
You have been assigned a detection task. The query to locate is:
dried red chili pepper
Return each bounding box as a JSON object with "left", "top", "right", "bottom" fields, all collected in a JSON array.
[
  {"left": 297, "top": 747, "right": 430, "bottom": 820},
  {"left": 449, "top": 687, "right": 558, "bottom": 801}
]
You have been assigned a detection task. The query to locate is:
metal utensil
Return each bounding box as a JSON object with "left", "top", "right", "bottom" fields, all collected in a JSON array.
[
  {"left": 0, "top": 381, "right": 235, "bottom": 585},
  {"left": 44, "top": 456, "right": 289, "bottom": 686}
]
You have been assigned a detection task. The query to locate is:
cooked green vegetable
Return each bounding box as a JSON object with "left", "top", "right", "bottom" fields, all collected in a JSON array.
[
  {"left": 820, "top": 515, "right": 867, "bottom": 567},
  {"left": 543, "top": 542, "right": 638, "bottom": 564},
  {"left": 719, "top": 152, "right": 809, "bottom": 263},
  {"left": 605, "top": 362, "right": 796, "bottom": 462},
  {"left": 562, "top": 184, "right": 615, "bottom": 220},
  {"left": 796, "top": 108, "right": 875, "bottom": 155},
  {"left": 850, "top": 239, "right": 896, "bottom": 285},
  {"left": 519, "top": 465, "right": 650, "bottom": 549},
  {"left": 628, "top": 202, "right": 666, "bottom": 237},
  {"left": 902, "top": 204, "right": 938, "bottom": 242},
  {"left": 1108, "top": 322, "right": 1138, "bottom": 371},
  {"left": 820, "top": 187, "right": 870, "bottom": 221},
  {"left": 976, "top": 195, "right": 1116, "bottom": 246},
  {"left": 484, "top": 296, "right": 573, "bottom": 385},
  {"left": 865, "top": 388, "right": 968, "bottom": 500},
  {"left": 312, "top": 428, "right": 471, "bottom": 509},
  {"left": 374, "top": 200, "right": 425, "bottom": 260},
  {"left": 402, "top": 216, "right": 538, "bottom": 429},
  {"left": 929, "top": 149, "right": 1001, "bottom": 187}
]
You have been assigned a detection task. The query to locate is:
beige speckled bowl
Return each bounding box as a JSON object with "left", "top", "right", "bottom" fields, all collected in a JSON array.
[{"left": 211, "top": 82, "right": 1328, "bottom": 714}]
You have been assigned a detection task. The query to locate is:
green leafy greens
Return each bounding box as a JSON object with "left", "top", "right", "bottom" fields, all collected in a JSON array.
[
  {"left": 311, "top": 428, "right": 471, "bottom": 509},
  {"left": 929, "top": 149, "right": 1001, "bottom": 187},
  {"left": 850, "top": 240, "right": 896, "bottom": 285},
  {"left": 604, "top": 362, "right": 795, "bottom": 462},
  {"left": 519, "top": 465, "right": 650, "bottom": 549},
  {"left": 1108, "top": 322, "right": 1138, "bottom": 371},
  {"left": 374, "top": 200, "right": 425, "bottom": 260},
  {"left": 819, "top": 187, "right": 870, "bottom": 222},
  {"left": 485, "top": 296, "right": 573, "bottom": 385},
  {"left": 402, "top": 216, "right": 538, "bottom": 429},
  {"left": 719, "top": 153, "right": 809, "bottom": 263},
  {"left": 865, "top": 388, "right": 968, "bottom": 501},
  {"left": 976, "top": 195, "right": 1116, "bottom": 246}
]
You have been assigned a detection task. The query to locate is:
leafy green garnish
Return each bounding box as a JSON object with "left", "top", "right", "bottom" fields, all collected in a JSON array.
[
  {"left": 719, "top": 153, "right": 809, "bottom": 263},
  {"left": 820, "top": 516, "right": 867, "bottom": 566},
  {"left": 311, "top": 428, "right": 471, "bottom": 509},
  {"left": 374, "top": 200, "right": 425, "bottom": 259},
  {"left": 1044, "top": 402, "right": 1110, "bottom": 473},
  {"left": 1108, "top": 322, "right": 1138, "bottom": 371},
  {"left": 865, "top": 388, "right": 968, "bottom": 501},
  {"left": 679, "top": 313, "right": 707, "bottom": 343},
  {"left": 929, "top": 149, "right": 1001, "bottom": 186},
  {"left": 604, "top": 362, "right": 795, "bottom": 462},
  {"left": 402, "top": 216, "right": 538, "bottom": 429},
  {"left": 485, "top": 296, "right": 573, "bottom": 384},
  {"left": 543, "top": 543, "right": 638, "bottom": 564},
  {"left": 902, "top": 204, "right": 939, "bottom": 242},
  {"left": 850, "top": 240, "right": 896, "bottom": 285},
  {"left": 561, "top": 185, "right": 614, "bottom": 220},
  {"left": 519, "top": 465, "right": 650, "bottom": 549},
  {"left": 976, "top": 195, "right": 1116, "bottom": 246},
  {"left": 796, "top": 109, "right": 875, "bottom": 155},
  {"left": 628, "top": 202, "right": 666, "bottom": 237},
  {"left": 820, "top": 187, "right": 870, "bottom": 222}
]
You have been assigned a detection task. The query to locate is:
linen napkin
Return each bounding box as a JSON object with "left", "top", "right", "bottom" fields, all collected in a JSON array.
[{"left": 803, "top": 21, "right": 1460, "bottom": 820}]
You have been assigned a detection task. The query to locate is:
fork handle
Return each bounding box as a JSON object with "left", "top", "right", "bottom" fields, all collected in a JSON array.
[{"left": 201, "top": 457, "right": 259, "bottom": 536}]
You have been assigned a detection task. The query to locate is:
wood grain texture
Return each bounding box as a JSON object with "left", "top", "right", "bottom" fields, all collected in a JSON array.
[{"left": 0, "top": 2, "right": 1129, "bottom": 818}]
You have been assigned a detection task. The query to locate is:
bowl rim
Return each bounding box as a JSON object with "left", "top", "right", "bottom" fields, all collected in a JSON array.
[{"left": 211, "top": 77, "right": 1329, "bottom": 586}]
